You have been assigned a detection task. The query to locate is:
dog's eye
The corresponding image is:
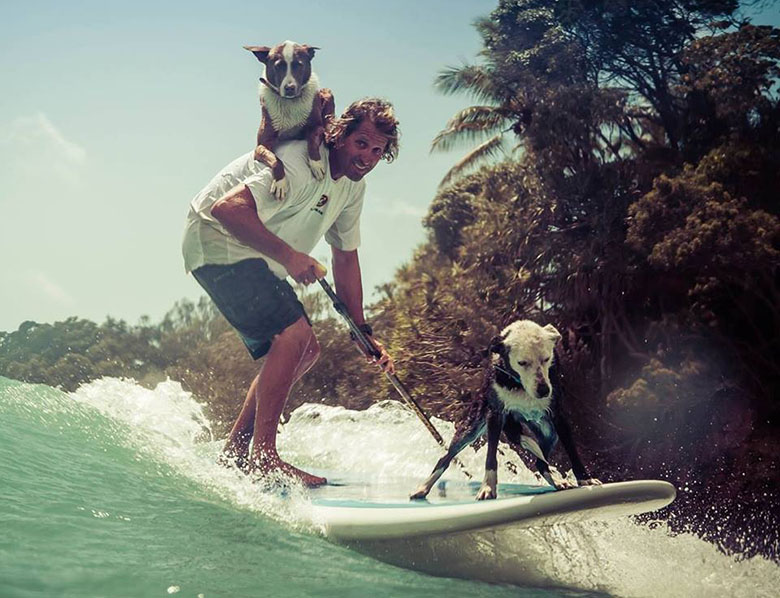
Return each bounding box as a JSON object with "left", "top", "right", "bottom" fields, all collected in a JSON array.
[
  {"left": 542, "top": 357, "right": 550, "bottom": 363},
  {"left": 517, "top": 360, "right": 529, "bottom": 367},
  {"left": 275, "top": 61, "right": 285, "bottom": 70},
  {"left": 292, "top": 60, "right": 301, "bottom": 69}
]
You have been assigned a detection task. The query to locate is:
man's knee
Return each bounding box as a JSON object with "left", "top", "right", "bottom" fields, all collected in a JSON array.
[
  {"left": 305, "top": 332, "right": 320, "bottom": 363},
  {"left": 299, "top": 323, "right": 320, "bottom": 368},
  {"left": 277, "top": 317, "right": 319, "bottom": 360}
]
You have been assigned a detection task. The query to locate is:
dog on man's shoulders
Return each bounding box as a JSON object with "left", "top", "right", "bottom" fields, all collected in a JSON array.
[
  {"left": 244, "top": 40, "right": 335, "bottom": 201},
  {"left": 410, "top": 319, "right": 601, "bottom": 501}
]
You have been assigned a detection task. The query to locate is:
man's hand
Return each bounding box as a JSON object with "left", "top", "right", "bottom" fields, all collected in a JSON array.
[
  {"left": 284, "top": 251, "right": 327, "bottom": 285},
  {"left": 362, "top": 336, "right": 395, "bottom": 374}
]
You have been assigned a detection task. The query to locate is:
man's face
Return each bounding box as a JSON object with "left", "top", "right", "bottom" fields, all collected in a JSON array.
[{"left": 333, "top": 119, "right": 390, "bottom": 182}]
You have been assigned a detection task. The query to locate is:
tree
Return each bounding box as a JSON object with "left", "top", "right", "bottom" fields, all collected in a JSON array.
[{"left": 376, "top": 0, "right": 780, "bottom": 559}]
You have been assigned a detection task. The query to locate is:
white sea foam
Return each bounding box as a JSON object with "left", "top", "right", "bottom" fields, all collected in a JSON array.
[
  {"left": 67, "top": 377, "right": 780, "bottom": 597},
  {"left": 68, "top": 377, "right": 309, "bottom": 529}
]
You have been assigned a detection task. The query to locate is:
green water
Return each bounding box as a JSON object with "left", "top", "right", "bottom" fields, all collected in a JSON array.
[
  {"left": 0, "top": 378, "right": 590, "bottom": 598},
  {"left": 1, "top": 376, "right": 777, "bottom": 597}
]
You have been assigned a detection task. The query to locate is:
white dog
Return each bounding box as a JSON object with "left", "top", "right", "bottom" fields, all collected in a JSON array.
[{"left": 411, "top": 320, "right": 601, "bottom": 500}]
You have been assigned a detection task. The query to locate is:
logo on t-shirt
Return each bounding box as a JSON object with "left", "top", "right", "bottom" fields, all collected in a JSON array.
[{"left": 311, "top": 194, "right": 329, "bottom": 215}]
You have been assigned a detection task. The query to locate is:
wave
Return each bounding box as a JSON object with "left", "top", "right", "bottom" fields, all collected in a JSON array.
[{"left": 1, "top": 376, "right": 777, "bottom": 597}]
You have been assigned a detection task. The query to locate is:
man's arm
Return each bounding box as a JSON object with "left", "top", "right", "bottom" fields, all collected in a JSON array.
[
  {"left": 331, "top": 246, "right": 365, "bottom": 326},
  {"left": 211, "top": 185, "right": 322, "bottom": 285}
]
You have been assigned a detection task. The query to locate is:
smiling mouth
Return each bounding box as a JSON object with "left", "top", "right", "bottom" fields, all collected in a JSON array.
[{"left": 353, "top": 162, "right": 368, "bottom": 174}]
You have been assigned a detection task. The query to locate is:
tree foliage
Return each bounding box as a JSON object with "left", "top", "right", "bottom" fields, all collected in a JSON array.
[
  {"left": 378, "top": 0, "right": 780, "bottom": 558},
  {"left": 0, "top": 289, "right": 377, "bottom": 434}
]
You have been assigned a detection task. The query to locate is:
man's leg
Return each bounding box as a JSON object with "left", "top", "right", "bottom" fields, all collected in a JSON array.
[
  {"left": 218, "top": 375, "right": 259, "bottom": 471},
  {"left": 221, "top": 316, "right": 324, "bottom": 486},
  {"left": 221, "top": 322, "right": 319, "bottom": 466}
]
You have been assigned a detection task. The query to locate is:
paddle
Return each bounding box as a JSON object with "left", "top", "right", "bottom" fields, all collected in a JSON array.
[{"left": 316, "top": 273, "right": 473, "bottom": 480}]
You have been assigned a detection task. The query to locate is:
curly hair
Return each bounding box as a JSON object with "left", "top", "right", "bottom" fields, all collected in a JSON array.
[{"left": 324, "top": 98, "right": 400, "bottom": 162}]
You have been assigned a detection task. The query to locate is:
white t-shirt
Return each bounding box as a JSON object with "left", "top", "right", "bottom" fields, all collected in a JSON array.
[{"left": 182, "top": 141, "right": 365, "bottom": 279}]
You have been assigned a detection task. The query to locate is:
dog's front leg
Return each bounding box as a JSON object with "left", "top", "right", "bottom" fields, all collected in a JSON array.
[
  {"left": 410, "top": 420, "right": 485, "bottom": 500},
  {"left": 254, "top": 144, "right": 287, "bottom": 198},
  {"left": 305, "top": 89, "right": 334, "bottom": 181},
  {"left": 305, "top": 115, "right": 325, "bottom": 180},
  {"left": 475, "top": 411, "right": 503, "bottom": 500},
  {"left": 306, "top": 138, "right": 326, "bottom": 180},
  {"left": 409, "top": 454, "right": 453, "bottom": 500},
  {"left": 255, "top": 109, "right": 288, "bottom": 200}
]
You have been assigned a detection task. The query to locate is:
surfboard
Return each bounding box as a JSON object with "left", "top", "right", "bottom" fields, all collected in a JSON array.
[{"left": 310, "top": 479, "right": 676, "bottom": 541}]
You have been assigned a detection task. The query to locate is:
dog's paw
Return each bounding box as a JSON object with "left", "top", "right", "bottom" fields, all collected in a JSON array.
[
  {"left": 409, "top": 486, "right": 430, "bottom": 501},
  {"left": 543, "top": 469, "right": 576, "bottom": 490},
  {"left": 475, "top": 484, "right": 497, "bottom": 500},
  {"left": 270, "top": 176, "right": 288, "bottom": 201},
  {"left": 308, "top": 157, "right": 326, "bottom": 180},
  {"left": 578, "top": 477, "right": 603, "bottom": 486},
  {"left": 555, "top": 479, "right": 578, "bottom": 490}
]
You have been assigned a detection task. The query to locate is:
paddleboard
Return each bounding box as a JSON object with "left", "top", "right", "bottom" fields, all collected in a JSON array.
[{"left": 310, "top": 479, "right": 676, "bottom": 541}]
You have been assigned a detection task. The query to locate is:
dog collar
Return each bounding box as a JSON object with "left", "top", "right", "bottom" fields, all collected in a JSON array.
[{"left": 259, "top": 76, "right": 281, "bottom": 95}]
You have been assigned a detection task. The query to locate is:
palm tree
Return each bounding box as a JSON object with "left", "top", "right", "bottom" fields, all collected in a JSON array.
[{"left": 431, "top": 62, "right": 530, "bottom": 188}]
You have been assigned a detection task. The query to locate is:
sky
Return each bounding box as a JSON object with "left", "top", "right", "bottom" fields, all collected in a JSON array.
[
  {"left": 1, "top": 1, "right": 778, "bottom": 333},
  {"left": 0, "top": 0, "right": 497, "bottom": 332}
]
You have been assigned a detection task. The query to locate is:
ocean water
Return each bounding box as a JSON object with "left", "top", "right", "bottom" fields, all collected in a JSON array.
[{"left": 1, "top": 376, "right": 778, "bottom": 598}]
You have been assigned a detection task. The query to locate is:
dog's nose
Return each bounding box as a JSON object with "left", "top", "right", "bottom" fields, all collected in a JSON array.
[
  {"left": 283, "top": 84, "right": 297, "bottom": 96},
  {"left": 537, "top": 383, "right": 550, "bottom": 398}
]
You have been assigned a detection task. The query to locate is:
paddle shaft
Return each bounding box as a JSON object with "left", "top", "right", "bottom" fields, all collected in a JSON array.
[{"left": 318, "top": 278, "right": 472, "bottom": 479}]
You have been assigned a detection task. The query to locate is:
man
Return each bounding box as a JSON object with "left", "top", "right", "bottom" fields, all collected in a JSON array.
[{"left": 182, "top": 98, "right": 399, "bottom": 487}]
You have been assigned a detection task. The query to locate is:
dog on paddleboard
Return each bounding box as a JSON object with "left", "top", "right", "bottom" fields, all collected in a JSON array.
[
  {"left": 244, "top": 40, "right": 335, "bottom": 200},
  {"left": 411, "top": 320, "right": 601, "bottom": 500}
]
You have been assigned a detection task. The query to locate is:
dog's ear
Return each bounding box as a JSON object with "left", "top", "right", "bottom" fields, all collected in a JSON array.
[
  {"left": 489, "top": 335, "right": 505, "bottom": 356},
  {"left": 543, "top": 324, "right": 562, "bottom": 344},
  {"left": 302, "top": 45, "right": 320, "bottom": 60},
  {"left": 244, "top": 45, "right": 271, "bottom": 64}
]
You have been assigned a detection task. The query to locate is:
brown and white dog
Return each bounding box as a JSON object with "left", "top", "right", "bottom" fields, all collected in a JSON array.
[
  {"left": 244, "top": 40, "right": 335, "bottom": 200},
  {"left": 411, "top": 320, "right": 601, "bottom": 500}
]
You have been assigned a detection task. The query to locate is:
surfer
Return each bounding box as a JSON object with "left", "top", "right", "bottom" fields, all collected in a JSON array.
[{"left": 182, "top": 98, "right": 399, "bottom": 486}]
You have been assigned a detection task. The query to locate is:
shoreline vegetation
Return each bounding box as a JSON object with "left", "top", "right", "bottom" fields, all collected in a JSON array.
[{"left": 3, "top": 0, "right": 778, "bottom": 562}]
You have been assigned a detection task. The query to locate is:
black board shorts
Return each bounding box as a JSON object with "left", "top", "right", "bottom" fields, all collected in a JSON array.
[{"left": 192, "top": 258, "right": 310, "bottom": 360}]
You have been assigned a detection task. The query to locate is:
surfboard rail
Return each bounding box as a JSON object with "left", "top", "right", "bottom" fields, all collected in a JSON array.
[{"left": 311, "top": 480, "right": 676, "bottom": 541}]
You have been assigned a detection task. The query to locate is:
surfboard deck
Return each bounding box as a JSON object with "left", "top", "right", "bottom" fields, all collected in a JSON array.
[{"left": 310, "top": 479, "right": 676, "bottom": 541}]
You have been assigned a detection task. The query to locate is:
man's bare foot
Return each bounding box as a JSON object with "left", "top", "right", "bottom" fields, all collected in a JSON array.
[
  {"left": 217, "top": 451, "right": 251, "bottom": 474},
  {"left": 249, "top": 452, "right": 327, "bottom": 488}
]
